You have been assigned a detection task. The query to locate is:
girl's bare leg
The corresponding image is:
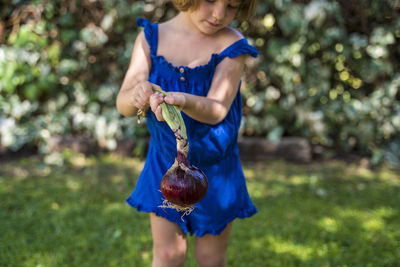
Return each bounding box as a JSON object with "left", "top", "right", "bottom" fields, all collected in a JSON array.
[
  {"left": 150, "top": 213, "right": 188, "bottom": 267},
  {"left": 194, "top": 222, "right": 233, "bottom": 267}
]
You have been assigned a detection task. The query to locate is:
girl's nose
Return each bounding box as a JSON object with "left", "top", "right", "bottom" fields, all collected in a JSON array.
[{"left": 212, "top": 4, "right": 226, "bottom": 21}]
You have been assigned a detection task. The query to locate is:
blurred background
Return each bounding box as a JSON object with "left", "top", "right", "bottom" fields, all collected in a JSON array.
[
  {"left": 1, "top": 0, "right": 400, "bottom": 266},
  {"left": 0, "top": 0, "right": 399, "bottom": 166}
]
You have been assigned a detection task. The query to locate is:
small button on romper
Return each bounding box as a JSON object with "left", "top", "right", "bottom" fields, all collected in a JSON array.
[{"left": 126, "top": 18, "right": 258, "bottom": 237}]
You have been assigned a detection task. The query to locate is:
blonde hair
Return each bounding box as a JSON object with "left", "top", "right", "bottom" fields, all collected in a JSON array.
[{"left": 172, "top": 0, "right": 257, "bottom": 20}]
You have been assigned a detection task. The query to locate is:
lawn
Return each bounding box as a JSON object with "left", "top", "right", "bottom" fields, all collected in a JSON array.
[{"left": 1, "top": 153, "right": 399, "bottom": 266}]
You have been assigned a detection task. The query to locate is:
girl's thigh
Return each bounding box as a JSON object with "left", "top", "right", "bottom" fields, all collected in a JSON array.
[
  {"left": 149, "top": 213, "right": 187, "bottom": 252},
  {"left": 194, "top": 222, "right": 233, "bottom": 266}
]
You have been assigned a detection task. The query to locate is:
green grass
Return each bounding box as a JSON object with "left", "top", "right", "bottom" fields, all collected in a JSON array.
[{"left": 1, "top": 154, "right": 399, "bottom": 266}]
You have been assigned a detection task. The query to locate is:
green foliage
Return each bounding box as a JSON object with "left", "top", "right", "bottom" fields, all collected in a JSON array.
[
  {"left": 0, "top": 0, "right": 399, "bottom": 165},
  {"left": 1, "top": 156, "right": 399, "bottom": 265},
  {"left": 242, "top": 0, "right": 400, "bottom": 166},
  {"left": 0, "top": 0, "right": 146, "bottom": 160}
]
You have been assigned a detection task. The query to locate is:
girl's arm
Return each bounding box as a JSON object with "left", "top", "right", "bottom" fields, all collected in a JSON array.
[
  {"left": 116, "top": 31, "right": 155, "bottom": 117},
  {"left": 151, "top": 55, "right": 245, "bottom": 125}
]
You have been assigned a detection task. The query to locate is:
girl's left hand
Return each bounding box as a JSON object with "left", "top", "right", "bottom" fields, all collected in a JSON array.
[
  {"left": 150, "top": 92, "right": 186, "bottom": 122},
  {"left": 164, "top": 92, "right": 186, "bottom": 110}
]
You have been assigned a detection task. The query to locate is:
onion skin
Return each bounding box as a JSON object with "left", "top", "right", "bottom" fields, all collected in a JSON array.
[{"left": 160, "top": 159, "right": 208, "bottom": 207}]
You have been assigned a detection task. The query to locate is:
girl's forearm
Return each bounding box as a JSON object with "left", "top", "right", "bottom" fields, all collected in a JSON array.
[
  {"left": 116, "top": 71, "right": 149, "bottom": 117},
  {"left": 180, "top": 93, "right": 228, "bottom": 125},
  {"left": 116, "top": 75, "right": 143, "bottom": 117},
  {"left": 116, "top": 88, "right": 138, "bottom": 117}
]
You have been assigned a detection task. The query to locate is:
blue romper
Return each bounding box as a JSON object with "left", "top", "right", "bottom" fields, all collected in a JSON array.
[{"left": 126, "top": 18, "right": 258, "bottom": 237}]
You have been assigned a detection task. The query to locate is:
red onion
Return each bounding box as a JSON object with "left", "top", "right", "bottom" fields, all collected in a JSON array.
[
  {"left": 145, "top": 89, "right": 208, "bottom": 214},
  {"left": 160, "top": 152, "right": 208, "bottom": 208}
]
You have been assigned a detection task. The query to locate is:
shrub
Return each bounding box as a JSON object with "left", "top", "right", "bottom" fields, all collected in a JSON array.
[{"left": 0, "top": 0, "right": 399, "bottom": 166}]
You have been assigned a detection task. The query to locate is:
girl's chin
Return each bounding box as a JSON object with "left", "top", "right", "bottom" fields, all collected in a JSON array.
[{"left": 199, "top": 24, "right": 221, "bottom": 35}]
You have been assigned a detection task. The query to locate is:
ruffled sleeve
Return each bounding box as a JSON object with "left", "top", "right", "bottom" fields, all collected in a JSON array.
[
  {"left": 216, "top": 38, "right": 259, "bottom": 64},
  {"left": 136, "top": 17, "right": 158, "bottom": 55}
]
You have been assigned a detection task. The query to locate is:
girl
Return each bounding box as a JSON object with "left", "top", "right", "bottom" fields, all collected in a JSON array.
[{"left": 116, "top": 0, "right": 258, "bottom": 266}]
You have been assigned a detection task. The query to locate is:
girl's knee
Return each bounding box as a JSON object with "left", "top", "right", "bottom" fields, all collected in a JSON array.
[{"left": 153, "top": 245, "right": 187, "bottom": 266}]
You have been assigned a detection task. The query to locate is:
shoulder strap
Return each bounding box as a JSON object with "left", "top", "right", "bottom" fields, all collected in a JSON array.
[
  {"left": 217, "top": 38, "right": 259, "bottom": 64},
  {"left": 136, "top": 17, "right": 158, "bottom": 55}
]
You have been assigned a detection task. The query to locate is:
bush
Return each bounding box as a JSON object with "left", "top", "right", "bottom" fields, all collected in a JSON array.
[
  {"left": 242, "top": 0, "right": 400, "bottom": 166},
  {"left": 0, "top": 0, "right": 399, "bottom": 166},
  {"left": 0, "top": 0, "right": 147, "bottom": 161}
]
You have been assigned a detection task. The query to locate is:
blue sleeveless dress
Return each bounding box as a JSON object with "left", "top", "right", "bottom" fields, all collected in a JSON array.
[{"left": 126, "top": 18, "right": 258, "bottom": 237}]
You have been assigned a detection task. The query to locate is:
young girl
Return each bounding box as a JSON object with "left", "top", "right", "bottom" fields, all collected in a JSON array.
[{"left": 116, "top": 0, "right": 258, "bottom": 266}]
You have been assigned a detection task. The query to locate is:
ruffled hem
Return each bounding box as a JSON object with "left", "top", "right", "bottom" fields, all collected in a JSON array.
[
  {"left": 126, "top": 197, "right": 258, "bottom": 237},
  {"left": 127, "top": 196, "right": 189, "bottom": 234},
  {"left": 217, "top": 38, "right": 259, "bottom": 61},
  {"left": 190, "top": 206, "right": 258, "bottom": 237}
]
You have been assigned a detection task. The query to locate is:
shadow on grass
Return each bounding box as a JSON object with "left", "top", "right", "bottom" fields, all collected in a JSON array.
[
  {"left": 1, "top": 156, "right": 399, "bottom": 266},
  {"left": 230, "top": 161, "right": 400, "bottom": 266},
  {"left": 0, "top": 155, "right": 153, "bottom": 266}
]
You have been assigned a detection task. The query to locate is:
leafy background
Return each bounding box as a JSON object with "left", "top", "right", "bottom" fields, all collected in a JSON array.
[{"left": 0, "top": 0, "right": 399, "bottom": 166}]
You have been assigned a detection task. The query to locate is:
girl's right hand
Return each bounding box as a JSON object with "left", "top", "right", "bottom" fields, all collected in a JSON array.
[{"left": 130, "top": 81, "right": 160, "bottom": 110}]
